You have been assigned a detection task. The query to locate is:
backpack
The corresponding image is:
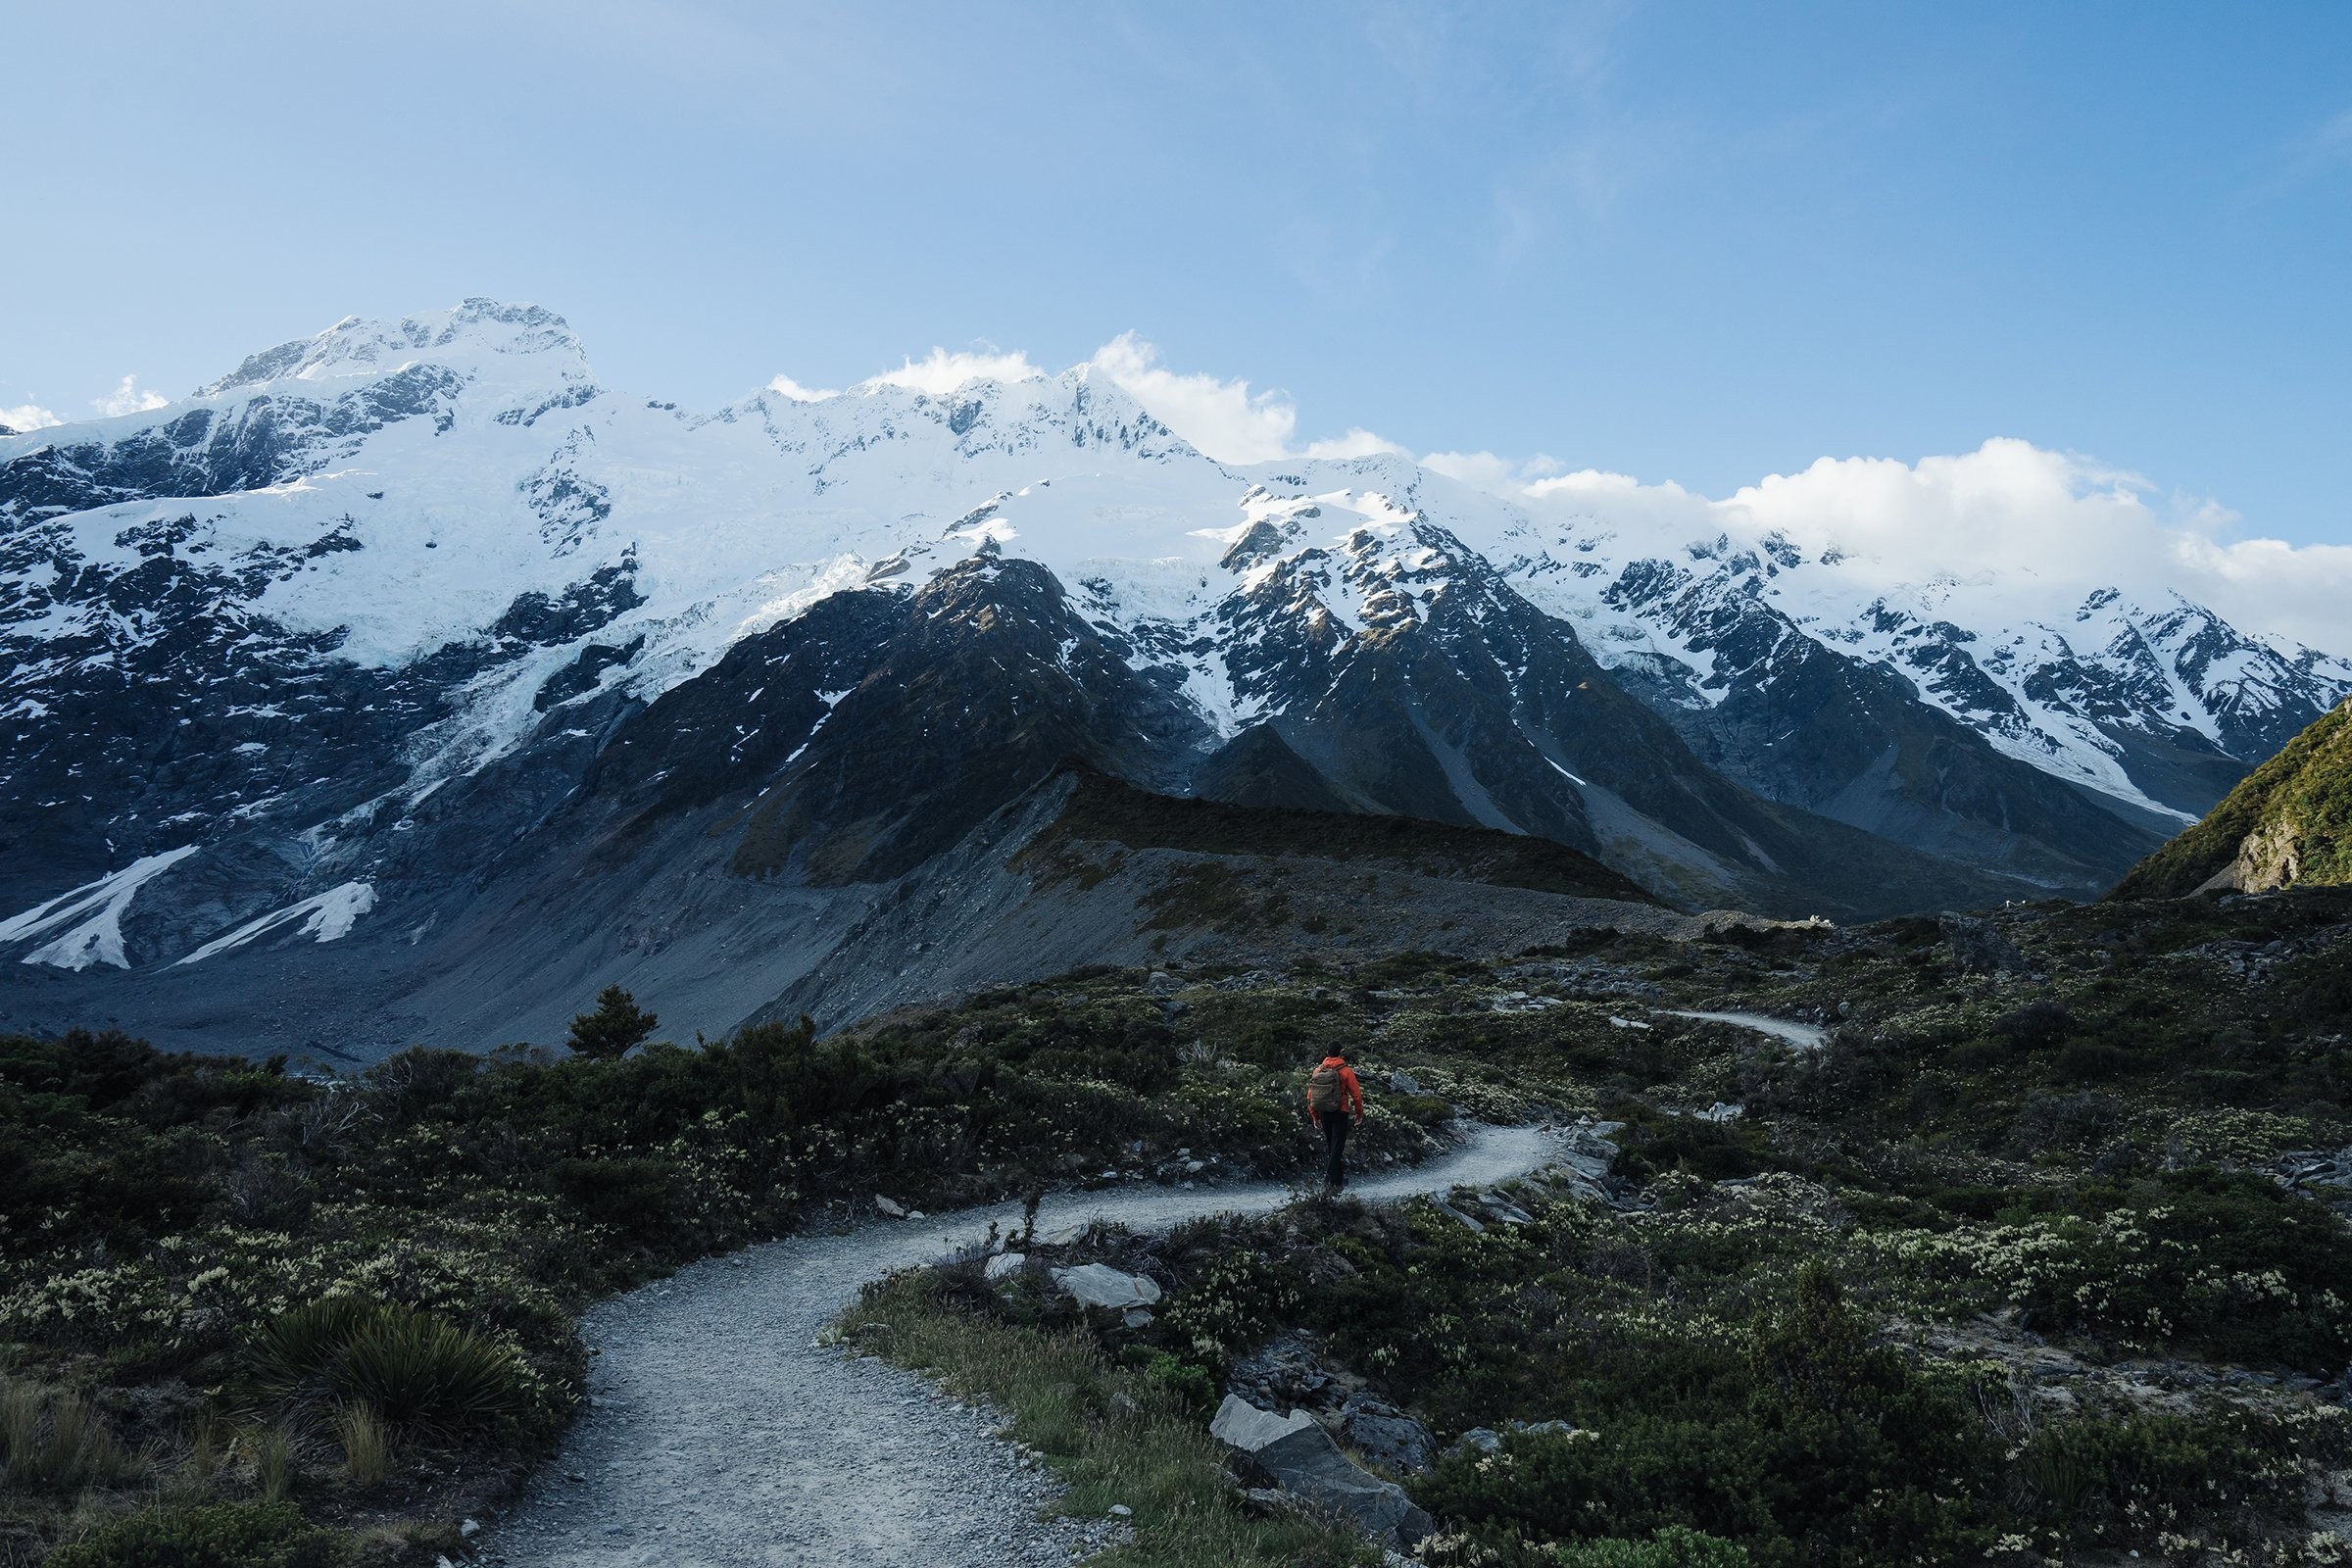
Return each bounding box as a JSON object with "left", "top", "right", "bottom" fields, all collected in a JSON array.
[{"left": 1307, "top": 1062, "right": 1348, "bottom": 1112}]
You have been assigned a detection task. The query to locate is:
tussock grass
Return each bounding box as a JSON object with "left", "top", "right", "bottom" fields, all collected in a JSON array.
[
  {"left": 845, "top": 1272, "right": 1376, "bottom": 1568},
  {"left": 0, "top": 1377, "right": 141, "bottom": 1493},
  {"left": 244, "top": 1298, "right": 526, "bottom": 1433},
  {"left": 333, "top": 1403, "right": 389, "bottom": 1487},
  {"left": 252, "top": 1422, "right": 296, "bottom": 1503}
]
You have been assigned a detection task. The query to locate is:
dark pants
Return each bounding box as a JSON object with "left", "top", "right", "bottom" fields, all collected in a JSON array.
[{"left": 1319, "top": 1115, "right": 1351, "bottom": 1190}]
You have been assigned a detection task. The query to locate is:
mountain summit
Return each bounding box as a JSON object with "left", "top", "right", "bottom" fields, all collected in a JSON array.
[{"left": 4, "top": 301, "right": 2345, "bottom": 1054}]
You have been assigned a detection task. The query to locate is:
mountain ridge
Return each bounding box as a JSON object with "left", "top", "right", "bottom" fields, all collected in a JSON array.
[{"left": 4, "top": 299, "right": 2346, "bottom": 1052}]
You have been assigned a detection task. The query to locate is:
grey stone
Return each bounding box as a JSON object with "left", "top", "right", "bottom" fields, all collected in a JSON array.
[
  {"left": 1051, "top": 1263, "right": 1162, "bottom": 1309},
  {"left": 1452, "top": 1427, "right": 1501, "bottom": 1454},
  {"left": 1228, "top": 1331, "right": 1339, "bottom": 1409},
  {"left": 1475, "top": 1191, "right": 1535, "bottom": 1226},
  {"left": 1210, "top": 1394, "right": 1314, "bottom": 1452},
  {"left": 873, "top": 1195, "right": 906, "bottom": 1219},
  {"left": 1339, "top": 1392, "right": 1434, "bottom": 1473},
  {"left": 1431, "top": 1197, "right": 1485, "bottom": 1234},
  {"left": 1252, "top": 1423, "right": 1434, "bottom": 1546},
  {"left": 1387, "top": 1071, "right": 1424, "bottom": 1095},
  {"left": 982, "top": 1251, "right": 1025, "bottom": 1282}
]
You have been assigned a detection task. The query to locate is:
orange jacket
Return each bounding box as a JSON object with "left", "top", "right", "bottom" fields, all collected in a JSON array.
[{"left": 1307, "top": 1057, "right": 1364, "bottom": 1126}]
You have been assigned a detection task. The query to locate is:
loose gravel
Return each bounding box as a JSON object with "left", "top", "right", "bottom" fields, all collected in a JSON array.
[{"left": 480, "top": 1124, "right": 1555, "bottom": 1567}]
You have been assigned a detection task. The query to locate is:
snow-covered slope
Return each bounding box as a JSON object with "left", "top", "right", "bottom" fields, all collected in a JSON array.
[
  {"left": 2, "top": 299, "right": 2343, "bottom": 1030},
  {"left": 1479, "top": 506, "right": 2352, "bottom": 824}
]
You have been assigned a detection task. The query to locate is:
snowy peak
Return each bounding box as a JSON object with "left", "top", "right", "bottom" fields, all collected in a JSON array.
[
  {"left": 196, "top": 298, "right": 589, "bottom": 399},
  {"left": 3, "top": 296, "right": 2348, "bottom": 995}
]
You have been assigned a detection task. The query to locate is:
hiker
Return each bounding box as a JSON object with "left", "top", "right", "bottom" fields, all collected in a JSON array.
[{"left": 1305, "top": 1050, "right": 1365, "bottom": 1192}]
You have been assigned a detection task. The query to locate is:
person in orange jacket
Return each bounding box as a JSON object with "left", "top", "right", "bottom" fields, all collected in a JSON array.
[{"left": 1305, "top": 1050, "right": 1365, "bottom": 1193}]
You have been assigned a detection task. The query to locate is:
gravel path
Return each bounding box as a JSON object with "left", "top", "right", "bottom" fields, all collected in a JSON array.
[
  {"left": 481, "top": 1124, "right": 1557, "bottom": 1568},
  {"left": 1657, "top": 1009, "right": 1828, "bottom": 1049}
]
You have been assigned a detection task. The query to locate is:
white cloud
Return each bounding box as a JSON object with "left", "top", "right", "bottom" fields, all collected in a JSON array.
[
  {"left": 1, "top": 400, "right": 63, "bottom": 432},
  {"left": 1304, "top": 428, "right": 1408, "bottom": 461},
  {"left": 1423, "top": 449, "right": 1565, "bottom": 492},
  {"left": 765, "top": 371, "right": 840, "bottom": 402},
  {"left": 1087, "top": 332, "right": 1403, "bottom": 466},
  {"left": 93, "top": 375, "right": 170, "bottom": 417},
  {"left": 861, "top": 346, "right": 1043, "bottom": 397},
  {"left": 1482, "top": 437, "right": 2352, "bottom": 654}
]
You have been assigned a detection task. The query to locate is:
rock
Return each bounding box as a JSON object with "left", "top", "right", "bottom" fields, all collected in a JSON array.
[
  {"left": 1122, "top": 1307, "right": 1154, "bottom": 1329},
  {"left": 1431, "top": 1197, "right": 1485, "bottom": 1234},
  {"left": 1339, "top": 1392, "right": 1435, "bottom": 1473},
  {"left": 1146, "top": 970, "right": 1177, "bottom": 994},
  {"left": 459, "top": 1520, "right": 479, "bottom": 1539},
  {"left": 1210, "top": 1393, "right": 1315, "bottom": 1452},
  {"left": 874, "top": 1195, "right": 907, "bottom": 1219},
  {"left": 983, "top": 1251, "right": 1026, "bottom": 1282},
  {"left": 1228, "top": 1331, "right": 1339, "bottom": 1409},
  {"left": 1108, "top": 1503, "right": 1133, "bottom": 1518},
  {"left": 1387, "top": 1071, "right": 1423, "bottom": 1095},
  {"left": 1452, "top": 1427, "right": 1501, "bottom": 1454},
  {"left": 1475, "top": 1191, "right": 1535, "bottom": 1226},
  {"left": 1051, "top": 1263, "right": 1163, "bottom": 1310},
  {"left": 1940, "top": 913, "right": 2025, "bottom": 975},
  {"left": 1252, "top": 1423, "right": 1434, "bottom": 1547}
]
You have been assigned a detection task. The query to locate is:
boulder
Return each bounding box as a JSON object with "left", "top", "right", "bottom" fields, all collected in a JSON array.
[
  {"left": 1051, "top": 1263, "right": 1162, "bottom": 1310},
  {"left": 1210, "top": 1393, "right": 1313, "bottom": 1452},
  {"left": 1387, "top": 1070, "right": 1424, "bottom": 1095},
  {"left": 1253, "top": 1423, "right": 1434, "bottom": 1546},
  {"left": 983, "top": 1251, "right": 1026, "bottom": 1282},
  {"left": 1339, "top": 1392, "right": 1435, "bottom": 1473},
  {"left": 873, "top": 1195, "right": 906, "bottom": 1219}
]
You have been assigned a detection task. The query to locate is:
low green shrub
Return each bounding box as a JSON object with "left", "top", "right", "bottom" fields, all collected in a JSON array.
[
  {"left": 46, "top": 1502, "right": 351, "bottom": 1568},
  {"left": 1552, "top": 1528, "right": 1753, "bottom": 1567}
]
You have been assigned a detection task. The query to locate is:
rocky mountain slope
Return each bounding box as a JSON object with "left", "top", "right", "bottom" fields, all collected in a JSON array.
[
  {"left": 3, "top": 300, "right": 2344, "bottom": 1052},
  {"left": 2112, "top": 697, "right": 2352, "bottom": 898}
]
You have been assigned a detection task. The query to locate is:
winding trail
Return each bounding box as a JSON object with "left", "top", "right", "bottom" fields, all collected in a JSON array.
[
  {"left": 1657, "top": 1009, "right": 1828, "bottom": 1049},
  {"left": 482, "top": 1124, "right": 1557, "bottom": 1568}
]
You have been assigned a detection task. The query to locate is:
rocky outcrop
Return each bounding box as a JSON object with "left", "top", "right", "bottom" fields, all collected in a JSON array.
[
  {"left": 1209, "top": 1394, "right": 1433, "bottom": 1546},
  {"left": 2114, "top": 698, "right": 2352, "bottom": 899}
]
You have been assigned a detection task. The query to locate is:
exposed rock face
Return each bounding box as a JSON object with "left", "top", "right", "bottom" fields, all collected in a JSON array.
[{"left": 2115, "top": 698, "right": 2352, "bottom": 899}]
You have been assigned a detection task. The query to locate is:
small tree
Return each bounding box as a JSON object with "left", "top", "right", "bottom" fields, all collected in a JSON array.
[{"left": 567, "top": 985, "right": 659, "bottom": 1060}]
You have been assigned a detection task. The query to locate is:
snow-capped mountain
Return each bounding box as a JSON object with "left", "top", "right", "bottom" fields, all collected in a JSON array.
[{"left": 3, "top": 300, "right": 2343, "bottom": 1053}]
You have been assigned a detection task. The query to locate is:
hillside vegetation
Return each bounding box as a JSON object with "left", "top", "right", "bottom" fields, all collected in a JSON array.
[
  {"left": 4, "top": 885, "right": 2351, "bottom": 1563},
  {"left": 2117, "top": 699, "right": 2352, "bottom": 899}
]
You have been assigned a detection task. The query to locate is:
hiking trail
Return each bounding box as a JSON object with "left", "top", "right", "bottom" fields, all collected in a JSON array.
[{"left": 480, "top": 1123, "right": 1557, "bottom": 1567}]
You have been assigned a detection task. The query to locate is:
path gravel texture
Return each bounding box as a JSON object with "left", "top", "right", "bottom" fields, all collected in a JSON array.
[
  {"left": 1657, "top": 1009, "right": 1828, "bottom": 1049},
  {"left": 481, "top": 1124, "right": 1556, "bottom": 1568}
]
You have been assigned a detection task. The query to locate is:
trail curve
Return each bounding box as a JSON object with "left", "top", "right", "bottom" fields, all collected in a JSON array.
[{"left": 481, "top": 1123, "right": 1557, "bottom": 1567}]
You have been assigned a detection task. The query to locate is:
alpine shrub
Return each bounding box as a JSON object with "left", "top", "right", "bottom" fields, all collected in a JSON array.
[{"left": 45, "top": 1502, "right": 351, "bottom": 1568}]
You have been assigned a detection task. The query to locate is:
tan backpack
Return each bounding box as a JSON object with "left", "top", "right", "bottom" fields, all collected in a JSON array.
[{"left": 1307, "top": 1062, "right": 1348, "bottom": 1112}]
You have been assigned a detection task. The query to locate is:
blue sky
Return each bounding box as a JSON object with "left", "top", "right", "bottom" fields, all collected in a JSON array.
[{"left": 5, "top": 2, "right": 2350, "bottom": 547}]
